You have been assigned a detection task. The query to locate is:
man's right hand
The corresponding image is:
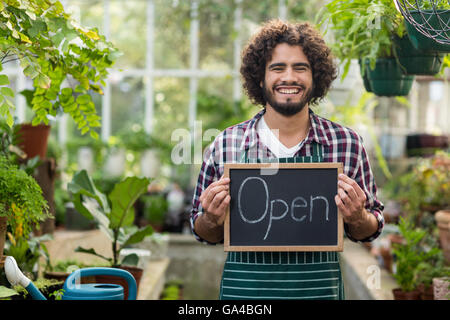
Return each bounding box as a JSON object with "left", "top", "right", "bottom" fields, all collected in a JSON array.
[{"left": 199, "top": 176, "right": 231, "bottom": 228}]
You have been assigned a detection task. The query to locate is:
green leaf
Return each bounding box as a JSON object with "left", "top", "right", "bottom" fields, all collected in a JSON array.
[
  {"left": 74, "top": 246, "right": 112, "bottom": 263},
  {"left": 108, "top": 176, "right": 151, "bottom": 229},
  {"left": 61, "top": 87, "right": 72, "bottom": 96},
  {"left": 90, "top": 130, "right": 99, "bottom": 140},
  {"left": 123, "top": 225, "right": 154, "bottom": 247},
  {"left": 68, "top": 169, "right": 111, "bottom": 216},
  {"left": 0, "top": 75, "right": 10, "bottom": 86},
  {"left": 121, "top": 253, "right": 139, "bottom": 267},
  {"left": 0, "top": 286, "right": 19, "bottom": 299},
  {"left": 1, "top": 87, "right": 14, "bottom": 98},
  {"left": 35, "top": 73, "right": 51, "bottom": 89},
  {"left": 76, "top": 94, "right": 91, "bottom": 104}
]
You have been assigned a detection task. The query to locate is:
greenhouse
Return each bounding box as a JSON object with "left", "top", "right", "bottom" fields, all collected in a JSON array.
[{"left": 0, "top": 0, "right": 449, "bottom": 304}]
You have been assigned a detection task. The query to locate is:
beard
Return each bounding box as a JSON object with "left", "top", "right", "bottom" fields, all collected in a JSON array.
[{"left": 262, "top": 81, "right": 314, "bottom": 117}]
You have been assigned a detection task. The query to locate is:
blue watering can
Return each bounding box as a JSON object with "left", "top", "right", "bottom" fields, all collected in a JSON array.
[{"left": 4, "top": 256, "right": 137, "bottom": 300}]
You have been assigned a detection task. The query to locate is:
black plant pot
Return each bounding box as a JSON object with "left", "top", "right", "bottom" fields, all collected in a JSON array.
[
  {"left": 362, "top": 58, "right": 415, "bottom": 97},
  {"left": 394, "top": 35, "right": 444, "bottom": 75}
]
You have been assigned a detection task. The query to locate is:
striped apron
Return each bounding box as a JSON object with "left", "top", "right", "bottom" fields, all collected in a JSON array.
[{"left": 219, "top": 141, "right": 345, "bottom": 300}]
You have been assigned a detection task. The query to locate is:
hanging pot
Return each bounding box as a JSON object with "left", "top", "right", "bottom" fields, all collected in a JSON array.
[
  {"left": 358, "top": 59, "right": 373, "bottom": 92},
  {"left": 363, "top": 58, "right": 415, "bottom": 96},
  {"left": 17, "top": 123, "right": 51, "bottom": 160},
  {"left": 405, "top": 10, "right": 450, "bottom": 53},
  {"left": 394, "top": 35, "right": 444, "bottom": 75}
]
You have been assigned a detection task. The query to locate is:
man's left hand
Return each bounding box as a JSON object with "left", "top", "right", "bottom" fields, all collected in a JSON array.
[{"left": 334, "top": 173, "right": 367, "bottom": 226}]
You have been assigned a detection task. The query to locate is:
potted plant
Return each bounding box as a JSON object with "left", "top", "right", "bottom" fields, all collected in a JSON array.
[
  {"left": 67, "top": 170, "right": 154, "bottom": 299},
  {"left": 391, "top": 217, "right": 440, "bottom": 300},
  {"left": 0, "top": 155, "right": 50, "bottom": 264},
  {"left": 415, "top": 253, "right": 450, "bottom": 300},
  {"left": 0, "top": 0, "right": 120, "bottom": 158},
  {"left": 395, "top": 0, "right": 450, "bottom": 53}
]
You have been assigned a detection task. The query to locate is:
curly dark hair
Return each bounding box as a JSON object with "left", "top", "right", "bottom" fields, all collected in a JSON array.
[{"left": 240, "top": 19, "right": 337, "bottom": 106}]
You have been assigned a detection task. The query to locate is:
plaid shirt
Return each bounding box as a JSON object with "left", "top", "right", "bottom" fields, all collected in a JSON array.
[{"left": 190, "top": 108, "right": 384, "bottom": 244}]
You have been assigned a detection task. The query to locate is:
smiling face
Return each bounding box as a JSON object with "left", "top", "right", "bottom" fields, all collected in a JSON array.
[{"left": 262, "top": 43, "right": 314, "bottom": 117}]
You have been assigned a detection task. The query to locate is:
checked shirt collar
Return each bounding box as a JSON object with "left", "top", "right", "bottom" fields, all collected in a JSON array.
[{"left": 239, "top": 108, "right": 331, "bottom": 156}]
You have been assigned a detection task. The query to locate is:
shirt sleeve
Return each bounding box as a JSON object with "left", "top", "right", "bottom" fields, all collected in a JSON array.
[
  {"left": 189, "top": 141, "right": 222, "bottom": 245},
  {"left": 344, "top": 135, "right": 385, "bottom": 243}
]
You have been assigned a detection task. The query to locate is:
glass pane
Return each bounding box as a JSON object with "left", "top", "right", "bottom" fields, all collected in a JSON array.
[
  {"left": 152, "top": 77, "right": 190, "bottom": 141},
  {"left": 154, "top": 0, "right": 190, "bottom": 69},
  {"left": 109, "top": 0, "right": 147, "bottom": 69},
  {"left": 110, "top": 77, "right": 145, "bottom": 136},
  {"left": 198, "top": 0, "right": 235, "bottom": 71},
  {"left": 66, "top": 0, "right": 104, "bottom": 34}
]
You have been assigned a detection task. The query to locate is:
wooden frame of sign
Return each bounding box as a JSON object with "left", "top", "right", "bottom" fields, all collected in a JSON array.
[{"left": 223, "top": 162, "right": 344, "bottom": 252}]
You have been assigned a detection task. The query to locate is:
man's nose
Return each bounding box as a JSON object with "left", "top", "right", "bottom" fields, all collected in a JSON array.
[{"left": 280, "top": 68, "right": 296, "bottom": 82}]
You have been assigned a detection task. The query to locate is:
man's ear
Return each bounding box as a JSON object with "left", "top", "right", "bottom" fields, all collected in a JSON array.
[{"left": 260, "top": 81, "right": 263, "bottom": 88}]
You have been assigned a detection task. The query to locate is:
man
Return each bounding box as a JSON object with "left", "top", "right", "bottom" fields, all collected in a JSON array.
[{"left": 190, "top": 20, "right": 384, "bottom": 300}]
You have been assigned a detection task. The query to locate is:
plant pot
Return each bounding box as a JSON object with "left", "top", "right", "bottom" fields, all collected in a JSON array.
[
  {"left": 405, "top": 10, "right": 450, "bottom": 53},
  {"left": 44, "top": 271, "right": 96, "bottom": 284},
  {"left": 363, "top": 58, "right": 415, "bottom": 96},
  {"left": 0, "top": 216, "right": 7, "bottom": 265},
  {"left": 392, "top": 288, "right": 421, "bottom": 300},
  {"left": 418, "top": 283, "right": 434, "bottom": 300},
  {"left": 95, "top": 265, "right": 143, "bottom": 300},
  {"left": 17, "top": 123, "right": 51, "bottom": 159},
  {"left": 358, "top": 59, "right": 373, "bottom": 92},
  {"left": 394, "top": 35, "right": 444, "bottom": 75},
  {"left": 435, "top": 210, "right": 450, "bottom": 264},
  {"left": 380, "top": 247, "right": 393, "bottom": 273},
  {"left": 433, "top": 277, "right": 450, "bottom": 300}
]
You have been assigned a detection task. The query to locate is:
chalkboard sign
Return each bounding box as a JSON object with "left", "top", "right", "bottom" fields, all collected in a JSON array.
[{"left": 224, "top": 163, "right": 343, "bottom": 252}]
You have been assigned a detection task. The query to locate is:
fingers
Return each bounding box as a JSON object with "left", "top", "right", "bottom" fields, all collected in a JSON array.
[
  {"left": 335, "top": 195, "right": 350, "bottom": 217},
  {"left": 199, "top": 177, "right": 230, "bottom": 202},
  {"left": 199, "top": 176, "right": 231, "bottom": 225},
  {"left": 338, "top": 174, "right": 367, "bottom": 201}
]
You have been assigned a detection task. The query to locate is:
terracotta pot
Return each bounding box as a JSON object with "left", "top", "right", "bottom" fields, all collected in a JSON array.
[
  {"left": 418, "top": 284, "right": 434, "bottom": 300},
  {"left": 433, "top": 277, "right": 450, "bottom": 300},
  {"left": 17, "top": 124, "right": 51, "bottom": 159},
  {"left": 95, "top": 265, "right": 143, "bottom": 300},
  {"left": 380, "top": 247, "right": 393, "bottom": 273},
  {"left": 435, "top": 210, "right": 450, "bottom": 264},
  {"left": 0, "top": 216, "right": 7, "bottom": 264},
  {"left": 392, "top": 288, "right": 421, "bottom": 300}
]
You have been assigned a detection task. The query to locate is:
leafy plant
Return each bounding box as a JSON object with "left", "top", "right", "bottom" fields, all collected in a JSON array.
[
  {"left": 0, "top": 155, "right": 50, "bottom": 236},
  {"left": 316, "top": 0, "right": 405, "bottom": 79},
  {"left": 142, "top": 194, "right": 168, "bottom": 227},
  {"left": 384, "top": 152, "right": 450, "bottom": 224},
  {"left": 67, "top": 170, "right": 154, "bottom": 267},
  {"left": 4, "top": 233, "right": 52, "bottom": 280},
  {"left": 415, "top": 253, "right": 450, "bottom": 290},
  {"left": 392, "top": 216, "right": 442, "bottom": 292},
  {"left": 0, "top": 0, "right": 120, "bottom": 138}
]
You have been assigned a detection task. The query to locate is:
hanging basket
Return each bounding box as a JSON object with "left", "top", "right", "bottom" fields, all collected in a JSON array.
[
  {"left": 358, "top": 60, "right": 373, "bottom": 92},
  {"left": 394, "top": 35, "right": 445, "bottom": 75},
  {"left": 404, "top": 9, "right": 450, "bottom": 52},
  {"left": 363, "top": 58, "right": 415, "bottom": 96}
]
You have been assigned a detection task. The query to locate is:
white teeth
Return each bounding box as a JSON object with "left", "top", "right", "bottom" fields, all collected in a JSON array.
[{"left": 278, "top": 88, "right": 300, "bottom": 94}]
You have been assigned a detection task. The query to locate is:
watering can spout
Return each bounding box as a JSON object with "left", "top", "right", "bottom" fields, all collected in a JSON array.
[
  {"left": 4, "top": 256, "right": 30, "bottom": 288},
  {"left": 4, "top": 256, "right": 46, "bottom": 300}
]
